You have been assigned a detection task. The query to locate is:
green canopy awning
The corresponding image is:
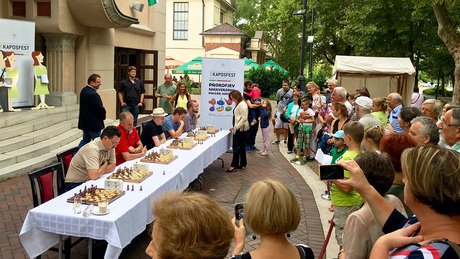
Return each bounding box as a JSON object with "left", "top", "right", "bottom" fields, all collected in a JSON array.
[
  {"left": 262, "top": 60, "right": 288, "bottom": 74},
  {"left": 172, "top": 57, "right": 202, "bottom": 74},
  {"left": 244, "top": 57, "right": 260, "bottom": 75}
]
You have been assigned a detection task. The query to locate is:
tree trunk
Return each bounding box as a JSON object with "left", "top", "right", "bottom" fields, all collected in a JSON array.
[{"left": 433, "top": 2, "right": 460, "bottom": 104}]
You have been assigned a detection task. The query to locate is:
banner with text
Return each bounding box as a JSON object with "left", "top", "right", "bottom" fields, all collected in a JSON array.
[
  {"left": 0, "top": 18, "right": 35, "bottom": 107},
  {"left": 200, "top": 58, "right": 244, "bottom": 130}
]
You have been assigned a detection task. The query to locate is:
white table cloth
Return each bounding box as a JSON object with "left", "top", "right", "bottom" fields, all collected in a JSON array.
[{"left": 20, "top": 130, "right": 231, "bottom": 259}]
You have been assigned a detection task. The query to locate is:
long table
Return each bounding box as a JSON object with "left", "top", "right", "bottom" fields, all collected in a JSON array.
[{"left": 20, "top": 130, "right": 231, "bottom": 259}]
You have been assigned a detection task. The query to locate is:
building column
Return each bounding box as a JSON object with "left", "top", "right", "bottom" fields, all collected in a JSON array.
[{"left": 42, "top": 33, "right": 78, "bottom": 106}]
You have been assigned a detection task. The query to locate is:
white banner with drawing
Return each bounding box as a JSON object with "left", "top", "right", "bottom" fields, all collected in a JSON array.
[{"left": 200, "top": 58, "right": 244, "bottom": 131}]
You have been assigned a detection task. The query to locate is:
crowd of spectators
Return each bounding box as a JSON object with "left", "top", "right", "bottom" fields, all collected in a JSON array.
[{"left": 74, "top": 73, "right": 460, "bottom": 258}]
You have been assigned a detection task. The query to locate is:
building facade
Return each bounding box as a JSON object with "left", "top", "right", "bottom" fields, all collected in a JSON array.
[
  {"left": 1, "top": 0, "right": 167, "bottom": 119},
  {"left": 165, "top": 0, "right": 236, "bottom": 64}
]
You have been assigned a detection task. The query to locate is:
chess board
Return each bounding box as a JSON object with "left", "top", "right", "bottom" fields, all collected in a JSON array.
[
  {"left": 140, "top": 155, "right": 178, "bottom": 164},
  {"left": 67, "top": 186, "right": 125, "bottom": 206},
  {"left": 108, "top": 168, "right": 153, "bottom": 183}
]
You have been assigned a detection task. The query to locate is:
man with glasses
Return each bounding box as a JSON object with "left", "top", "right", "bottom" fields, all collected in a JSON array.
[
  {"left": 65, "top": 126, "right": 121, "bottom": 191},
  {"left": 421, "top": 99, "right": 442, "bottom": 125},
  {"left": 437, "top": 105, "right": 460, "bottom": 153}
]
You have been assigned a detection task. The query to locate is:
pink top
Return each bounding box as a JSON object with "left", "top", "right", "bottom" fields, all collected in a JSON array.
[{"left": 246, "top": 87, "right": 261, "bottom": 100}]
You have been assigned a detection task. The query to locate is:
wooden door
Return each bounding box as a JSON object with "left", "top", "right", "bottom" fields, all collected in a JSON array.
[{"left": 138, "top": 50, "right": 158, "bottom": 114}]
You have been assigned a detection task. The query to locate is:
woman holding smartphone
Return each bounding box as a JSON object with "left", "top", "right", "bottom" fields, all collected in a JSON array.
[
  {"left": 231, "top": 179, "right": 314, "bottom": 259},
  {"left": 337, "top": 146, "right": 460, "bottom": 258}
]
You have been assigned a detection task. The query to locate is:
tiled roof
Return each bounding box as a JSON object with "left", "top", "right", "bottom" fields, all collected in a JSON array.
[{"left": 200, "top": 23, "right": 250, "bottom": 37}]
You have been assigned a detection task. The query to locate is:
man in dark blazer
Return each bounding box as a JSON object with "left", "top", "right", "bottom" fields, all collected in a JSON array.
[{"left": 78, "top": 74, "right": 106, "bottom": 149}]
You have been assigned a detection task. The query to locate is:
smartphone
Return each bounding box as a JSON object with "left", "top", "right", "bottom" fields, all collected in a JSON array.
[
  {"left": 319, "top": 164, "right": 344, "bottom": 180},
  {"left": 235, "top": 203, "right": 244, "bottom": 221},
  {"left": 234, "top": 203, "right": 254, "bottom": 237}
]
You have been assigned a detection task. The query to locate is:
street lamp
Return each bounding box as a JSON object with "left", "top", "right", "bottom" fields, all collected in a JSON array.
[
  {"left": 309, "top": 8, "right": 315, "bottom": 80},
  {"left": 292, "top": 0, "right": 307, "bottom": 93}
]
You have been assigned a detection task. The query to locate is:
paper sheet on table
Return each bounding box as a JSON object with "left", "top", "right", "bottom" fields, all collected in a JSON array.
[{"left": 315, "top": 149, "right": 332, "bottom": 165}]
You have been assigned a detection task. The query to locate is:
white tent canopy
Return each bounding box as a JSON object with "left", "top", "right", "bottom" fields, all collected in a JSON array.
[{"left": 332, "top": 55, "right": 416, "bottom": 106}]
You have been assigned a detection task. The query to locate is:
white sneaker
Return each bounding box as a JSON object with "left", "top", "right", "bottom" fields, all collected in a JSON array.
[
  {"left": 272, "top": 139, "right": 280, "bottom": 144},
  {"left": 260, "top": 151, "right": 269, "bottom": 156}
]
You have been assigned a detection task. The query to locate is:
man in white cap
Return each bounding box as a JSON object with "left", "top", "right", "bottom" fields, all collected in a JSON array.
[
  {"left": 355, "top": 96, "right": 382, "bottom": 128},
  {"left": 140, "top": 107, "right": 168, "bottom": 149}
]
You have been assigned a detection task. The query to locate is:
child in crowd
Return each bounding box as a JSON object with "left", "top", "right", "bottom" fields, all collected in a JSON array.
[
  {"left": 291, "top": 98, "right": 315, "bottom": 165},
  {"left": 331, "top": 130, "right": 348, "bottom": 164},
  {"left": 326, "top": 130, "right": 348, "bottom": 212},
  {"left": 371, "top": 97, "right": 388, "bottom": 128},
  {"left": 246, "top": 83, "right": 262, "bottom": 126},
  {"left": 331, "top": 121, "right": 364, "bottom": 248},
  {"left": 259, "top": 100, "right": 272, "bottom": 156},
  {"left": 339, "top": 152, "right": 407, "bottom": 259},
  {"left": 363, "top": 125, "right": 385, "bottom": 153}
]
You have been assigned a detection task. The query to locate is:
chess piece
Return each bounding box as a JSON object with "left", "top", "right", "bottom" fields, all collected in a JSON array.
[
  {"left": 163, "top": 170, "right": 165, "bottom": 175},
  {"left": 131, "top": 184, "right": 134, "bottom": 191},
  {"left": 127, "top": 185, "right": 130, "bottom": 191},
  {"left": 140, "top": 186, "right": 143, "bottom": 191}
]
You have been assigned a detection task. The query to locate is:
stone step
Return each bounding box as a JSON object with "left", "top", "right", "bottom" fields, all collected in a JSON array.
[
  {"left": 0, "top": 119, "right": 78, "bottom": 153},
  {"left": 0, "top": 139, "right": 81, "bottom": 182},
  {"left": 24, "top": 110, "right": 79, "bottom": 131},
  {"left": 0, "top": 108, "right": 78, "bottom": 141},
  {"left": 0, "top": 123, "right": 35, "bottom": 142},
  {"left": 3, "top": 128, "right": 82, "bottom": 165},
  {"left": 0, "top": 104, "right": 79, "bottom": 129}
]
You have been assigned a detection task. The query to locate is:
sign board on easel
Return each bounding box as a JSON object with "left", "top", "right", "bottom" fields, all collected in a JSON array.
[
  {"left": 0, "top": 18, "right": 35, "bottom": 107},
  {"left": 200, "top": 58, "right": 244, "bottom": 130}
]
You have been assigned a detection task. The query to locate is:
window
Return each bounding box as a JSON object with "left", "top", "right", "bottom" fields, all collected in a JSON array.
[
  {"left": 12, "top": 1, "right": 26, "bottom": 17},
  {"left": 173, "top": 2, "right": 188, "bottom": 40},
  {"left": 220, "top": 12, "right": 224, "bottom": 24},
  {"left": 37, "top": 2, "right": 51, "bottom": 17}
]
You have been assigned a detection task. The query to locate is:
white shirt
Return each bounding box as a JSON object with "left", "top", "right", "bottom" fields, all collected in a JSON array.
[{"left": 298, "top": 108, "right": 315, "bottom": 126}]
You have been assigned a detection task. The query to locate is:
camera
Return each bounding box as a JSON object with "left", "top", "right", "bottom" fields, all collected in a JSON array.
[{"left": 319, "top": 164, "right": 345, "bottom": 180}]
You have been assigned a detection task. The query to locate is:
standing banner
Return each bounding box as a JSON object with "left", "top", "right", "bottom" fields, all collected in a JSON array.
[
  {"left": 200, "top": 58, "right": 244, "bottom": 130},
  {"left": 0, "top": 18, "right": 35, "bottom": 107}
]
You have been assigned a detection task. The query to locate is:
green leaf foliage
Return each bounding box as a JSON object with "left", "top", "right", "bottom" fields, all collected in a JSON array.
[{"left": 247, "top": 66, "right": 290, "bottom": 98}]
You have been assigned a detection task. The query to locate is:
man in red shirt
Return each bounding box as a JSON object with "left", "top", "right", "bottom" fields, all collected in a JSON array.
[{"left": 115, "top": 111, "right": 147, "bottom": 165}]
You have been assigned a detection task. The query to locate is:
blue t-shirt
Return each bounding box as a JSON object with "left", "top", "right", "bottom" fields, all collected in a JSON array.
[
  {"left": 162, "top": 114, "right": 180, "bottom": 139},
  {"left": 260, "top": 107, "right": 270, "bottom": 129}
]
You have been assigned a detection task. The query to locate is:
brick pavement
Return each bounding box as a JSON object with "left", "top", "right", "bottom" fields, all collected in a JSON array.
[{"left": 0, "top": 114, "right": 325, "bottom": 259}]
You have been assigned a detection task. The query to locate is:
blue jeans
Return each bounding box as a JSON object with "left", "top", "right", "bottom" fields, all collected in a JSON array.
[
  {"left": 122, "top": 105, "right": 140, "bottom": 126},
  {"left": 78, "top": 131, "right": 101, "bottom": 149}
]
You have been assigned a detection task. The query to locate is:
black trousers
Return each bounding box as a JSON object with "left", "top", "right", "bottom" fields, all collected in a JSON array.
[
  {"left": 244, "top": 121, "right": 259, "bottom": 147},
  {"left": 231, "top": 130, "right": 247, "bottom": 168},
  {"left": 287, "top": 129, "right": 295, "bottom": 152}
]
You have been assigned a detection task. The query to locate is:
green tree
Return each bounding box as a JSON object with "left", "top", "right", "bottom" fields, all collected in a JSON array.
[
  {"left": 246, "top": 66, "right": 290, "bottom": 98},
  {"left": 234, "top": 0, "right": 304, "bottom": 78},
  {"left": 431, "top": 1, "right": 460, "bottom": 103}
]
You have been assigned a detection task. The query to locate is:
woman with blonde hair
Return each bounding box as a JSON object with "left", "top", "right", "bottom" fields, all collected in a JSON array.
[
  {"left": 145, "top": 192, "right": 234, "bottom": 259},
  {"left": 338, "top": 146, "right": 460, "bottom": 258},
  {"left": 232, "top": 179, "right": 314, "bottom": 259}
]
